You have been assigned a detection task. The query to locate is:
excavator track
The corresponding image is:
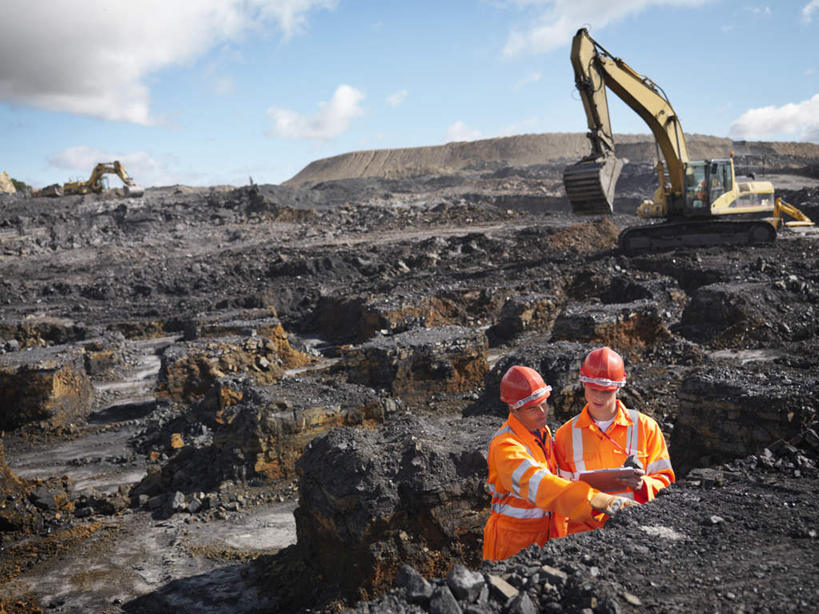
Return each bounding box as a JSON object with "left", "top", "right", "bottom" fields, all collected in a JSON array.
[{"left": 618, "top": 219, "right": 777, "bottom": 253}]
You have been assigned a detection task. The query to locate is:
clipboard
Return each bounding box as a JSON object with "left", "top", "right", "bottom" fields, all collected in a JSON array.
[{"left": 577, "top": 468, "right": 641, "bottom": 492}]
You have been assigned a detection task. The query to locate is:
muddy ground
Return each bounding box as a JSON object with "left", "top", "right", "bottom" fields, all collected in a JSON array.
[{"left": 1, "top": 146, "right": 818, "bottom": 613}]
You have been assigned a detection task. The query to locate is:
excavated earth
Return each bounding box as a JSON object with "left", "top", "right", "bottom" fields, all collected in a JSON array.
[{"left": 0, "top": 133, "right": 818, "bottom": 613}]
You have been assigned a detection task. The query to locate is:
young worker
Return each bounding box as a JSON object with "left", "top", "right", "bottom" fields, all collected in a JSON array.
[
  {"left": 554, "top": 347, "right": 675, "bottom": 534},
  {"left": 483, "top": 365, "right": 636, "bottom": 561}
]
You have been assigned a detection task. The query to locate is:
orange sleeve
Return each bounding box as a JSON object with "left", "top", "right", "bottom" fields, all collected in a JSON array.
[
  {"left": 491, "top": 437, "right": 603, "bottom": 523},
  {"left": 636, "top": 415, "right": 675, "bottom": 503}
]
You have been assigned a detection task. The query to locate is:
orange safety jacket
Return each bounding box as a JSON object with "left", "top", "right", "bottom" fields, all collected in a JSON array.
[
  {"left": 554, "top": 401, "right": 675, "bottom": 533},
  {"left": 483, "top": 412, "right": 603, "bottom": 561}
]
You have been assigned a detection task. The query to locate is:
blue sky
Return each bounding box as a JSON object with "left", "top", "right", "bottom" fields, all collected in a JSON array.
[{"left": 1, "top": 0, "right": 817, "bottom": 189}]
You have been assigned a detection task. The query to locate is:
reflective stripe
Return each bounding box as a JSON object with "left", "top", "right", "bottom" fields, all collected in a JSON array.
[
  {"left": 571, "top": 415, "right": 587, "bottom": 473},
  {"left": 492, "top": 425, "right": 514, "bottom": 440},
  {"left": 627, "top": 409, "right": 640, "bottom": 459},
  {"left": 558, "top": 468, "right": 577, "bottom": 480},
  {"left": 527, "top": 469, "right": 547, "bottom": 504},
  {"left": 651, "top": 473, "right": 672, "bottom": 488},
  {"left": 509, "top": 385, "right": 552, "bottom": 410},
  {"left": 580, "top": 374, "right": 625, "bottom": 388},
  {"left": 492, "top": 501, "right": 551, "bottom": 519},
  {"left": 511, "top": 458, "right": 536, "bottom": 494},
  {"left": 646, "top": 458, "right": 673, "bottom": 474}
]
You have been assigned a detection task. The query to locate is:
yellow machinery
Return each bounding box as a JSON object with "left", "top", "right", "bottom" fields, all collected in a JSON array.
[
  {"left": 62, "top": 161, "right": 144, "bottom": 197},
  {"left": 562, "top": 28, "right": 812, "bottom": 251}
]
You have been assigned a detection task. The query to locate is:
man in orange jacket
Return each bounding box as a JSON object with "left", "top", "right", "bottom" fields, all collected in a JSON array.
[
  {"left": 554, "top": 347, "right": 675, "bottom": 534},
  {"left": 483, "top": 365, "right": 636, "bottom": 561}
]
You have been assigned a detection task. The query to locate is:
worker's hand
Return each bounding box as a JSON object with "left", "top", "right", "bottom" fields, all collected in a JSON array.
[
  {"left": 590, "top": 492, "right": 638, "bottom": 516},
  {"left": 613, "top": 468, "right": 645, "bottom": 491}
]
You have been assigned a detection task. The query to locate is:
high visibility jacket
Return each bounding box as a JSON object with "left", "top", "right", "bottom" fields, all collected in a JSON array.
[
  {"left": 554, "top": 401, "right": 675, "bottom": 533},
  {"left": 483, "top": 413, "right": 603, "bottom": 561}
]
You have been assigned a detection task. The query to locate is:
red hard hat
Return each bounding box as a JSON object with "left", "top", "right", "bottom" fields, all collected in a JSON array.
[
  {"left": 500, "top": 365, "right": 551, "bottom": 410},
  {"left": 579, "top": 347, "right": 626, "bottom": 391}
]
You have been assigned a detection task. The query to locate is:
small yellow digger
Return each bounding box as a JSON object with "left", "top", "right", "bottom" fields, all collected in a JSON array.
[{"left": 36, "top": 161, "right": 144, "bottom": 198}]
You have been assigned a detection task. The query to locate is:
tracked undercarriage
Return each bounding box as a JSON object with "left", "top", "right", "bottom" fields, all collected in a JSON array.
[{"left": 618, "top": 218, "right": 777, "bottom": 252}]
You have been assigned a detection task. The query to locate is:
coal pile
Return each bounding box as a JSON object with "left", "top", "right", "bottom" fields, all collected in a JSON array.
[{"left": 1, "top": 140, "right": 818, "bottom": 613}]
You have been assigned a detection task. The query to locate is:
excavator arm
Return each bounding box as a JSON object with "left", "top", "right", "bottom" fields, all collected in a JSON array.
[{"left": 563, "top": 28, "right": 688, "bottom": 214}]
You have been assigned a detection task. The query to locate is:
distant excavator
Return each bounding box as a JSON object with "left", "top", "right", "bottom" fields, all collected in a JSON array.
[
  {"left": 36, "top": 161, "right": 144, "bottom": 198},
  {"left": 562, "top": 28, "right": 812, "bottom": 251}
]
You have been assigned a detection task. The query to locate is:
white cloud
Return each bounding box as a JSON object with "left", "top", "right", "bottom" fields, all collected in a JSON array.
[
  {"left": 386, "top": 89, "right": 408, "bottom": 107},
  {"left": 729, "top": 94, "right": 819, "bottom": 142},
  {"left": 513, "top": 72, "right": 542, "bottom": 90},
  {"left": 209, "top": 76, "right": 235, "bottom": 96},
  {"left": 745, "top": 6, "right": 772, "bottom": 17},
  {"left": 266, "top": 85, "right": 365, "bottom": 140},
  {"left": 803, "top": 0, "right": 819, "bottom": 22},
  {"left": 0, "top": 0, "right": 336, "bottom": 124},
  {"left": 446, "top": 121, "right": 483, "bottom": 142},
  {"left": 501, "top": 0, "right": 711, "bottom": 57}
]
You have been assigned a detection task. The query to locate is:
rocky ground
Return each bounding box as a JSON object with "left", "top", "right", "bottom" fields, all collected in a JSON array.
[{"left": 0, "top": 137, "right": 818, "bottom": 613}]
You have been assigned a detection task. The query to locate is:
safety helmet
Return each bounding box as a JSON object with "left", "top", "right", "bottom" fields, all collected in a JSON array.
[
  {"left": 500, "top": 365, "right": 552, "bottom": 410},
  {"left": 579, "top": 347, "right": 626, "bottom": 391}
]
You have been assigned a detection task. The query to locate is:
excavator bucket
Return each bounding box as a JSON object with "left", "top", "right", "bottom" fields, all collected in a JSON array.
[
  {"left": 124, "top": 184, "right": 145, "bottom": 197},
  {"left": 563, "top": 155, "right": 624, "bottom": 215}
]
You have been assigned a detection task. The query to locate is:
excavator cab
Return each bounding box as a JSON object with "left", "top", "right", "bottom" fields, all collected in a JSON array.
[
  {"left": 683, "top": 162, "right": 708, "bottom": 212},
  {"left": 683, "top": 160, "right": 732, "bottom": 215}
]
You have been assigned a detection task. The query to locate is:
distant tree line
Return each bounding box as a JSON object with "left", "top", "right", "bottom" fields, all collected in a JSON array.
[{"left": 11, "top": 177, "right": 32, "bottom": 192}]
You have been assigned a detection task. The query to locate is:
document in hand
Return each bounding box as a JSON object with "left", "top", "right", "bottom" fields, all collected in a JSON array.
[{"left": 578, "top": 468, "right": 639, "bottom": 493}]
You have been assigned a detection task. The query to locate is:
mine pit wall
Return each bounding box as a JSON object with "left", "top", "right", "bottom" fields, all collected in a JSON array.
[
  {"left": 156, "top": 333, "right": 312, "bottom": 405},
  {"left": 338, "top": 325, "right": 489, "bottom": 406},
  {"left": 0, "top": 346, "right": 93, "bottom": 431},
  {"left": 0, "top": 439, "right": 26, "bottom": 497},
  {"left": 0, "top": 317, "right": 90, "bottom": 350},
  {"left": 486, "top": 293, "right": 562, "bottom": 346},
  {"left": 311, "top": 291, "right": 508, "bottom": 346},
  {"left": 293, "top": 414, "right": 492, "bottom": 602},
  {"left": 550, "top": 301, "right": 672, "bottom": 352},
  {"left": 213, "top": 396, "right": 391, "bottom": 484},
  {"left": 671, "top": 367, "right": 818, "bottom": 476},
  {"left": 132, "top": 377, "right": 396, "bottom": 503}
]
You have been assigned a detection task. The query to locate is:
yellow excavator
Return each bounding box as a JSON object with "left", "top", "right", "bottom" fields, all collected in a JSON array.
[
  {"left": 63, "top": 161, "right": 144, "bottom": 197},
  {"left": 37, "top": 161, "right": 144, "bottom": 198},
  {"left": 562, "top": 28, "right": 812, "bottom": 251}
]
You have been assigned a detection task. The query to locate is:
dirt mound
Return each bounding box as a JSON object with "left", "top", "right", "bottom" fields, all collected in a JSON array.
[
  {"left": 0, "top": 171, "right": 15, "bottom": 194},
  {"left": 546, "top": 217, "right": 621, "bottom": 252},
  {"left": 284, "top": 133, "right": 819, "bottom": 186}
]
